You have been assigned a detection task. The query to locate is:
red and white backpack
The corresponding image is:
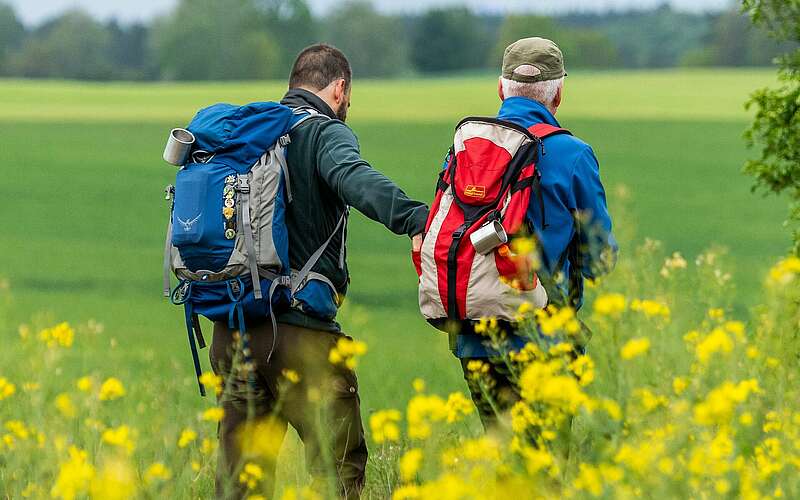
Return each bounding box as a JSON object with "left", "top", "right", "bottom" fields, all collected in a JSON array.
[{"left": 414, "top": 118, "right": 569, "bottom": 331}]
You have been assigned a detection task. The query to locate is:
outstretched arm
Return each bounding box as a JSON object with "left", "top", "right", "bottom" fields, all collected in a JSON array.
[{"left": 317, "top": 122, "right": 428, "bottom": 237}]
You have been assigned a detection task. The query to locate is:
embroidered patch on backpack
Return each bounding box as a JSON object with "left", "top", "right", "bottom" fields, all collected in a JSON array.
[{"left": 464, "top": 185, "right": 486, "bottom": 199}]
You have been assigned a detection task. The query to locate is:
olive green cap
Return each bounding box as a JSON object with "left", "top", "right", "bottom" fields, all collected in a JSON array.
[{"left": 502, "top": 37, "right": 567, "bottom": 83}]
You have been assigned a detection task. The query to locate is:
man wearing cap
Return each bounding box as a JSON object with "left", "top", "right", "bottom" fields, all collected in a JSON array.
[{"left": 455, "top": 37, "right": 618, "bottom": 429}]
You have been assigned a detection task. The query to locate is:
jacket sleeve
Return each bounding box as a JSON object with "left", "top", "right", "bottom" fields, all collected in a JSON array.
[
  {"left": 571, "top": 146, "right": 618, "bottom": 279},
  {"left": 316, "top": 122, "right": 429, "bottom": 237}
]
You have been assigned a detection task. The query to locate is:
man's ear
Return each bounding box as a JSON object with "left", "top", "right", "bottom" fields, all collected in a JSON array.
[
  {"left": 498, "top": 77, "right": 505, "bottom": 101},
  {"left": 553, "top": 83, "right": 563, "bottom": 110},
  {"left": 333, "top": 79, "right": 347, "bottom": 105}
]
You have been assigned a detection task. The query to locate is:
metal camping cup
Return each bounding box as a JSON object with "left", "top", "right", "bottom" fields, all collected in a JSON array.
[
  {"left": 470, "top": 220, "right": 508, "bottom": 255},
  {"left": 163, "top": 128, "right": 195, "bottom": 166}
]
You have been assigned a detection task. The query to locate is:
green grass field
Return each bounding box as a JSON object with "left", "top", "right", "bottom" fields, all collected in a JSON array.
[{"left": 0, "top": 69, "right": 792, "bottom": 496}]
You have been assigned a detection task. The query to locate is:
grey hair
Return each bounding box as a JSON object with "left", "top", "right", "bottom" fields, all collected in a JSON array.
[{"left": 501, "top": 76, "right": 564, "bottom": 108}]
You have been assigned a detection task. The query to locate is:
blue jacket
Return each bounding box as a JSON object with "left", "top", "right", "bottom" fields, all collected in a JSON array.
[{"left": 455, "top": 96, "right": 618, "bottom": 358}]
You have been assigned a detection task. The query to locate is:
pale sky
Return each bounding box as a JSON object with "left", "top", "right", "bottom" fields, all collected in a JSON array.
[{"left": 7, "top": 0, "right": 734, "bottom": 25}]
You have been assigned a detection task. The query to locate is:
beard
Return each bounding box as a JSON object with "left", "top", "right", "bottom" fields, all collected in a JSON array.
[{"left": 335, "top": 102, "right": 348, "bottom": 122}]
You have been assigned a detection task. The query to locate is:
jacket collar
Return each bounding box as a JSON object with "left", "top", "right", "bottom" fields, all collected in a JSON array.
[
  {"left": 497, "top": 96, "right": 561, "bottom": 128},
  {"left": 280, "top": 88, "right": 338, "bottom": 120}
]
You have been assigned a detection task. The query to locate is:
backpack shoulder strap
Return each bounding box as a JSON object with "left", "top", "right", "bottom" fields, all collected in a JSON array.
[
  {"left": 528, "top": 123, "right": 572, "bottom": 139},
  {"left": 273, "top": 108, "right": 333, "bottom": 203}
]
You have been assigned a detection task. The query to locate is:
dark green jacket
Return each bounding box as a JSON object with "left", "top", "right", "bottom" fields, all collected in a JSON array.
[{"left": 276, "top": 89, "right": 428, "bottom": 332}]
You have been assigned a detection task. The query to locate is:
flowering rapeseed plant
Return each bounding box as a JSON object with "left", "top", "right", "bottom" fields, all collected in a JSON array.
[
  {"left": 2, "top": 236, "right": 800, "bottom": 499},
  {"left": 98, "top": 377, "right": 126, "bottom": 401},
  {"left": 369, "top": 409, "right": 402, "bottom": 444},
  {"left": 328, "top": 337, "right": 367, "bottom": 369}
]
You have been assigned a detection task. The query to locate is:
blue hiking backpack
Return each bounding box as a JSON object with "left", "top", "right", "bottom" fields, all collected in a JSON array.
[{"left": 161, "top": 102, "right": 345, "bottom": 395}]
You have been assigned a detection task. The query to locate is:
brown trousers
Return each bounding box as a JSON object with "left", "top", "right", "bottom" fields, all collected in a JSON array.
[{"left": 210, "top": 321, "right": 367, "bottom": 499}]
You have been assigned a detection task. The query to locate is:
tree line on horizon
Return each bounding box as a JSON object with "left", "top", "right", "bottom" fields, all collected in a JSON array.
[{"left": 0, "top": 0, "right": 793, "bottom": 81}]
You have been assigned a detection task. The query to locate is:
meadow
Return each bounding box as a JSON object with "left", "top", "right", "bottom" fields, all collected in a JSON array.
[{"left": 0, "top": 69, "right": 797, "bottom": 498}]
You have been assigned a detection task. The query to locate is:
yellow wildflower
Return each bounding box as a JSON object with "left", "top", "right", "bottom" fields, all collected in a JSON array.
[
  {"left": 90, "top": 458, "right": 136, "bottom": 500},
  {"left": 201, "top": 438, "right": 216, "bottom": 455},
  {"left": 143, "top": 462, "right": 172, "bottom": 484},
  {"left": 630, "top": 299, "right": 670, "bottom": 319},
  {"left": 38, "top": 322, "right": 75, "bottom": 348},
  {"left": 392, "top": 484, "right": 420, "bottom": 500},
  {"left": 76, "top": 376, "right": 93, "bottom": 392},
  {"left": 370, "top": 409, "right": 402, "bottom": 444},
  {"left": 658, "top": 457, "right": 675, "bottom": 475},
  {"left": 518, "top": 445, "right": 558, "bottom": 476},
  {"left": 98, "top": 377, "right": 126, "bottom": 401},
  {"left": 5, "top": 420, "right": 30, "bottom": 440},
  {"left": 407, "top": 394, "right": 448, "bottom": 439},
  {"left": 593, "top": 293, "right": 626, "bottom": 318},
  {"left": 445, "top": 392, "right": 474, "bottom": 423},
  {"left": 620, "top": 338, "right": 650, "bottom": 360},
  {"left": 573, "top": 463, "right": 603, "bottom": 496},
  {"left": 399, "top": 448, "right": 423, "bottom": 482},
  {"left": 695, "top": 328, "right": 734, "bottom": 364},
  {"left": 328, "top": 337, "right": 367, "bottom": 369},
  {"left": 767, "top": 256, "right": 800, "bottom": 285},
  {"left": 0, "top": 377, "right": 16, "bottom": 400},
  {"left": 199, "top": 372, "right": 224, "bottom": 395},
  {"left": 693, "top": 379, "right": 761, "bottom": 426},
  {"left": 515, "top": 301, "right": 533, "bottom": 322},
  {"left": 238, "top": 417, "right": 284, "bottom": 459},
  {"left": 55, "top": 393, "right": 77, "bottom": 418},
  {"left": 201, "top": 407, "right": 225, "bottom": 422},
  {"left": 635, "top": 388, "right": 668, "bottom": 412},
  {"left": 101, "top": 425, "right": 135, "bottom": 455},
  {"left": 569, "top": 355, "right": 595, "bottom": 387},
  {"left": 282, "top": 369, "right": 300, "bottom": 384},
  {"left": 601, "top": 398, "right": 622, "bottom": 421},
  {"left": 465, "top": 359, "right": 489, "bottom": 375},
  {"left": 519, "top": 359, "right": 589, "bottom": 415},
  {"left": 473, "top": 316, "right": 498, "bottom": 335},
  {"left": 51, "top": 446, "right": 95, "bottom": 500},
  {"left": 673, "top": 377, "right": 688, "bottom": 396},
  {"left": 412, "top": 378, "right": 425, "bottom": 393},
  {"left": 239, "top": 462, "right": 264, "bottom": 490},
  {"left": 177, "top": 428, "right": 197, "bottom": 448},
  {"left": 510, "top": 236, "right": 536, "bottom": 256}
]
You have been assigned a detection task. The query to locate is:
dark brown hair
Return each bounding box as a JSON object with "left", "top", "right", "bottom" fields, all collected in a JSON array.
[{"left": 288, "top": 44, "right": 352, "bottom": 92}]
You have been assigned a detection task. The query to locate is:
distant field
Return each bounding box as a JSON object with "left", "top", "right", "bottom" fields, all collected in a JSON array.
[
  {"left": 0, "top": 69, "right": 778, "bottom": 123},
  {"left": 0, "top": 69, "right": 790, "bottom": 496}
]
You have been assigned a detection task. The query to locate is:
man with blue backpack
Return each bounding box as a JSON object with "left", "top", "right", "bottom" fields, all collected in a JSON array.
[
  {"left": 415, "top": 37, "right": 618, "bottom": 430},
  {"left": 164, "top": 44, "right": 427, "bottom": 498}
]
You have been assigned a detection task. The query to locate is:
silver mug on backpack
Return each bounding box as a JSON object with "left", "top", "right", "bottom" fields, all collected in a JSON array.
[
  {"left": 163, "top": 128, "right": 196, "bottom": 166},
  {"left": 470, "top": 220, "right": 508, "bottom": 255}
]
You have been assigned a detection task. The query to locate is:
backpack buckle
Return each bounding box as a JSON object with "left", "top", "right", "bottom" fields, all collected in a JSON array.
[
  {"left": 279, "top": 134, "right": 291, "bottom": 147},
  {"left": 236, "top": 176, "right": 250, "bottom": 194}
]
